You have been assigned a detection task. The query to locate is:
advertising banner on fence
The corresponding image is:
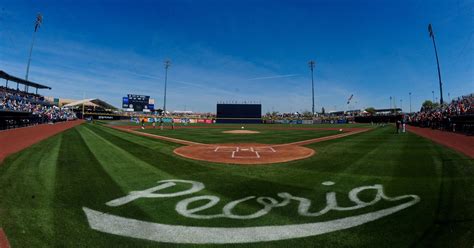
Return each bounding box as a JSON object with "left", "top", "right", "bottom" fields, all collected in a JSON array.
[{"left": 128, "top": 117, "right": 212, "bottom": 124}]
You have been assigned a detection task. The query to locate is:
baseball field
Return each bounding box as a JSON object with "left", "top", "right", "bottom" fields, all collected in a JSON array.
[{"left": 0, "top": 122, "right": 473, "bottom": 247}]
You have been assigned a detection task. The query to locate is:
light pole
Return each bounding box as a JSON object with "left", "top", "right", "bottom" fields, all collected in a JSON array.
[
  {"left": 82, "top": 92, "right": 85, "bottom": 119},
  {"left": 428, "top": 24, "right": 444, "bottom": 104},
  {"left": 432, "top": 90, "right": 435, "bottom": 102},
  {"left": 400, "top": 99, "right": 403, "bottom": 112},
  {"left": 409, "top": 92, "right": 412, "bottom": 113},
  {"left": 308, "top": 60, "right": 315, "bottom": 116},
  {"left": 25, "top": 13, "right": 43, "bottom": 82},
  {"left": 393, "top": 96, "right": 397, "bottom": 114},
  {"left": 163, "top": 60, "right": 171, "bottom": 115},
  {"left": 389, "top": 96, "right": 392, "bottom": 113}
]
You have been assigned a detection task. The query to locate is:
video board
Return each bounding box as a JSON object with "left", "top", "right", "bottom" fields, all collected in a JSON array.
[{"left": 122, "top": 94, "right": 154, "bottom": 112}]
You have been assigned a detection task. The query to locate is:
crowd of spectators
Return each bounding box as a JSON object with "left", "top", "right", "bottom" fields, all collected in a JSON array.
[
  {"left": 262, "top": 112, "right": 353, "bottom": 124},
  {"left": 407, "top": 94, "right": 474, "bottom": 134},
  {"left": 121, "top": 110, "right": 216, "bottom": 119},
  {"left": 0, "top": 87, "right": 76, "bottom": 123}
]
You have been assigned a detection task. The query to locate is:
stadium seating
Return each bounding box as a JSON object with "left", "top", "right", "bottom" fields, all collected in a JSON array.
[
  {"left": 0, "top": 87, "right": 76, "bottom": 129},
  {"left": 408, "top": 94, "right": 474, "bottom": 135}
]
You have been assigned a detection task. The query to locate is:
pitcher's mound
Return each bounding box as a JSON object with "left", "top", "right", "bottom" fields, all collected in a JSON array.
[
  {"left": 222, "top": 130, "right": 260, "bottom": 134},
  {"left": 174, "top": 143, "right": 314, "bottom": 165}
]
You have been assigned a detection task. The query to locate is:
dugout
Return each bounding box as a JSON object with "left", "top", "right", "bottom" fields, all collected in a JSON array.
[
  {"left": 216, "top": 103, "right": 262, "bottom": 124},
  {"left": 0, "top": 111, "right": 47, "bottom": 130}
]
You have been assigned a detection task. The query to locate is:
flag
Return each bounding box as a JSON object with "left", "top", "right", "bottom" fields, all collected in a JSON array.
[
  {"left": 346, "top": 94, "right": 353, "bottom": 105},
  {"left": 428, "top": 24, "right": 433, "bottom": 38},
  {"left": 34, "top": 13, "right": 43, "bottom": 32}
]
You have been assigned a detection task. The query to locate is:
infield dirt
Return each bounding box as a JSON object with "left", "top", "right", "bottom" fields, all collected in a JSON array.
[
  {"left": 222, "top": 130, "right": 261, "bottom": 134},
  {"left": 112, "top": 125, "right": 371, "bottom": 164}
]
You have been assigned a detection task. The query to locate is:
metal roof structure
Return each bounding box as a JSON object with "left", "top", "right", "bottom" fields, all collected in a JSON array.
[
  {"left": 0, "top": 70, "right": 51, "bottom": 90},
  {"left": 63, "top": 98, "right": 117, "bottom": 110}
]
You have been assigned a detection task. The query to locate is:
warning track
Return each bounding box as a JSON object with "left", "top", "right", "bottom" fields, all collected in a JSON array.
[
  {"left": 408, "top": 125, "right": 474, "bottom": 158},
  {"left": 0, "top": 120, "right": 84, "bottom": 163},
  {"left": 0, "top": 228, "right": 10, "bottom": 248}
]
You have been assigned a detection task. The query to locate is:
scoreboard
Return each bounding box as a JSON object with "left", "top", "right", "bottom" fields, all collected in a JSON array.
[
  {"left": 122, "top": 94, "right": 155, "bottom": 112},
  {"left": 216, "top": 103, "right": 262, "bottom": 123}
]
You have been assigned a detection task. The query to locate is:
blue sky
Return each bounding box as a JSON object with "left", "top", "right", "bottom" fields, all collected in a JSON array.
[{"left": 0, "top": 0, "right": 472, "bottom": 113}]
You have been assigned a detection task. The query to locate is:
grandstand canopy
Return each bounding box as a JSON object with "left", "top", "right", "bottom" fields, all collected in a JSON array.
[
  {"left": 0, "top": 70, "right": 52, "bottom": 90},
  {"left": 375, "top": 108, "right": 402, "bottom": 113},
  {"left": 63, "top": 98, "right": 117, "bottom": 110}
]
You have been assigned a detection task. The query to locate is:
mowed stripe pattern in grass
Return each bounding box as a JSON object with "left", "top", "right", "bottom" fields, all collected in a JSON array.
[{"left": 0, "top": 123, "right": 472, "bottom": 247}]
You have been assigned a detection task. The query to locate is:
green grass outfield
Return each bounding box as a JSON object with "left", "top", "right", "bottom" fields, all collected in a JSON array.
[{"left": 0, "top": 123, "right": 473, "bottom": 247}]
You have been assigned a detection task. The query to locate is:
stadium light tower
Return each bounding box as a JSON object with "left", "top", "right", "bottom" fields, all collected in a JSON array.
[
  {"left": 163, "top": 60, "right": 171, "bottom": 115},
  {"left": 308, "top": 60, "right": 316, "bottom": 115},
  {"left": 409, "top": 92, "right": 412, "bottom": 113},
  {"left": 25, "top": 13, "right": 43, "bottom": 83},
  {"left": 389, "top": 96, "right": 392, "bottom": 112},
  {"left": 428, "top": 24, "right": 444, "bottom": 104}
]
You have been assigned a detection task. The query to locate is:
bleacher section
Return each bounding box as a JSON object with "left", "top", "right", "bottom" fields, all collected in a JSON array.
[{"left": 0, "top": 71, "right": 76, "bottom": 130}]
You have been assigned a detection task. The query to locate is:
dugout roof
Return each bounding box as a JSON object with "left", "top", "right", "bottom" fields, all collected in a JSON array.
[{"left": 375, "top": 108, "right": 402, "bottom": 112}]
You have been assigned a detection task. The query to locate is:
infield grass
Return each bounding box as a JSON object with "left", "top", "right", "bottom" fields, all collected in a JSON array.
[
  {"left": 103, "top": 119, "right": 371, "bottom": 129},
  {"left": 0, "top": 123, "right": 472, "bottom": 247},
  {"left": 139, "top": 127, "right": 341, "bottom": 144}
]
